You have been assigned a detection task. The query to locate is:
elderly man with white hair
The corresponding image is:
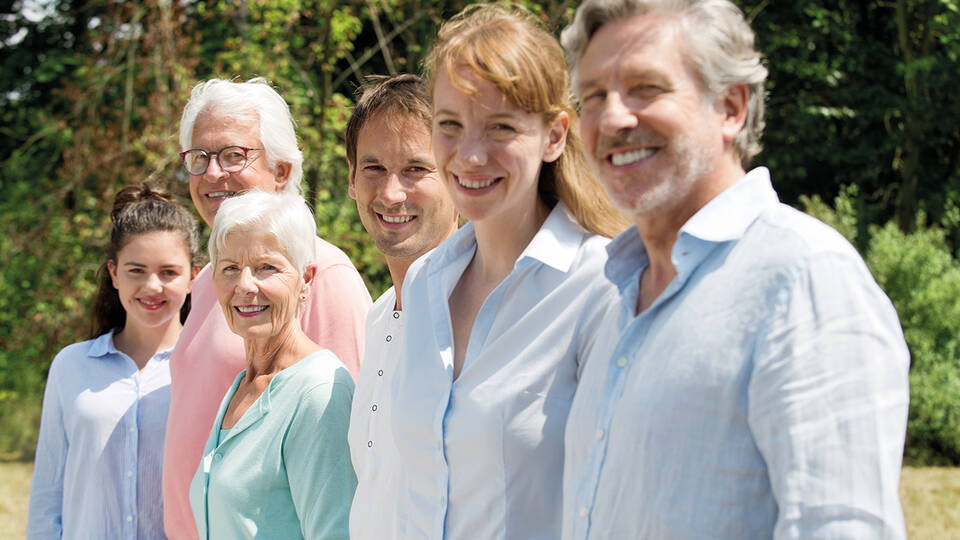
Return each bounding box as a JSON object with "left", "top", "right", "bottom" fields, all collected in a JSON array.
[
  {"left": 559, "top": 1, "right": 910, "bottom": 538},
  {"left": 163, "top": 78, "right": 370, "bottom": 539}
]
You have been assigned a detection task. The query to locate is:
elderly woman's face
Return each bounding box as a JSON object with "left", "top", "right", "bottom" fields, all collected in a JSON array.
[{"left": 213, "top": 228, "right": 305, "bottom": 342}]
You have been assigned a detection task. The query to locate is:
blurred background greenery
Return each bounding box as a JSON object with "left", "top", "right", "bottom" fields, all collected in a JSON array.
[{"left": 1, "top": 0, "right": 958, "bottom": 465}]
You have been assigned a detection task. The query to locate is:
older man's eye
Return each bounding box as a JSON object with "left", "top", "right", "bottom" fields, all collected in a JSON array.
[{"left": 581, "top": 89, "right": 606, "bottom": 105}]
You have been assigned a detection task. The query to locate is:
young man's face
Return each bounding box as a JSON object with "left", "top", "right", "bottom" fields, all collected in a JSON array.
[{"left": 349, "top": 111, "right": 458, "bottom": 262}]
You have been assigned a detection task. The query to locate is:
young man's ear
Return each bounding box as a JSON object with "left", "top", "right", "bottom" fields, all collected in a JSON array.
[{"left": 347, "top": 161, "right": 357, "bottom": 200}]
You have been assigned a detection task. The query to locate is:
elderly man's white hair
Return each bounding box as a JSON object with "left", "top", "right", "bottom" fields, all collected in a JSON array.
[
  {"left": 561, "top": 0, "right": 768, "bottom": 167},
  {"left": 180, "top": 78, "right": 304, "bottom": 195},
  {"left": 209, "top": 189, "right": 317, "bottom": 276}
]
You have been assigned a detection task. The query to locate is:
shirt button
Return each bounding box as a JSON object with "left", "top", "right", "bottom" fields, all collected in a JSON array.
[
  {"left": 214, "top": 453, "right": 223, "bottom": 461},
  {"left": 378, "top": 370, "right": 384, "bottom": 376},
  {"left": 126, "top": 515, "right": 133, "bottom": 522},
  {"left": 127, "top": 470, "right": 134, "bottom": 478},
  {"left": 129, "top": 427, "right": 136, "bottom": 433},
  {"left": 385, "top": 335, "right": 392, "bottom": 342},
  {"left": 367, "top": 440, "right": 373, "bottom": 448},
  {"left": 579, "top": 506, "right": 589, "bottom": 518},
  {"left": 393, "top": 312, "right": 400, "bottom": 319},
  {"left": 616, "top": 356, "right": 628, "bottom": 368},
  {"left": 595, "top": 429, "right": 604, "bottom": 440},
  {"left": 372, "top": 404, "right": 378, "bottom": 412}
]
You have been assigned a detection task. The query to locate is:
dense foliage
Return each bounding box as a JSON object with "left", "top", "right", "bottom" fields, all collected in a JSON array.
[{"left": 1, "top": 0, "right": 958, "bottom": 462}]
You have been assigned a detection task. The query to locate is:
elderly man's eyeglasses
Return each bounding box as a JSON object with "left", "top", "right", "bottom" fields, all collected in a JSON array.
[{"left": 180, "top": 146, "right": 263, "bottom": 176}]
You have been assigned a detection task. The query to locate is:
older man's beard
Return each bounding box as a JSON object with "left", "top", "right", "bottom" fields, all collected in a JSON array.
[{"left": 597, "top": 128, "right": 716, "bottom": 222}]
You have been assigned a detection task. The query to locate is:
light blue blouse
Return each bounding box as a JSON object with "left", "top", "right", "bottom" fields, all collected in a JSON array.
[
  {"left": 27, "top": 330, "right": 171, "bottom": 539},
  {"left": 189, "top": 350, "right": 356, "bottom": 539},
  {"left": 563, "top": 168, "right": 910, "bottom": 539},
  {"left": 391, "top": 203, "right": 617, "bottom": 539}
]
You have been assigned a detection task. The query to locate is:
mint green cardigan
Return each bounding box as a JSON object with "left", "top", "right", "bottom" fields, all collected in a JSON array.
[{"left": 189, "top": 350, "right": 356, "bottom": 539}]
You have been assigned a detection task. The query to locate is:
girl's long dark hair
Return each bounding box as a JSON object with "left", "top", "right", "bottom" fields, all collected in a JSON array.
[{"left": 89, "top": 182, "right": 200, "bottom": 339}]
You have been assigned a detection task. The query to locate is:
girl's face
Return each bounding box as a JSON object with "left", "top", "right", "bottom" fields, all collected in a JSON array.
[
  {"left": 431, "top": 65, "right": 569, "bottom": 225},
  {"left": 108, "top": 231, "right": 195, "bottom": 332}
]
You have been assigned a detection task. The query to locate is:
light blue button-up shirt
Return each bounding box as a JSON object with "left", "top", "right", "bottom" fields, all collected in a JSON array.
[
  {"left": 563, "top": 168, "right": 910, "bottom": 540},
  {"left": 189, "top": 350, "right": 356, "bottom": 540},
  {"left": 393, "top": 202, "right": 617, "bottom": 539},
  {"left": 28, "top": 330, "right": 171, "bottom": 539}
]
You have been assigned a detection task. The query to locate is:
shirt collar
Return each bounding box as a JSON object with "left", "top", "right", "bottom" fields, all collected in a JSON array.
[
  {"left": 604, "top": 226, "right": 648, "bottom": 296},
  {"left": 603, "top": 167, "right": 778, "bottom": 290},
  {"left": 679, "top": 167, "right": 779, "bottom": 244},
  {"left": 428, "top": 201, "right": 586, "bottom": 274},
  {"left": 88, "top": 329, "right": 120, "bottom": 358},
  {"left": 518, "top": 202, "right": 585, "bottom": 273},
  {"left": 88, "top": 327, "right": 176, "bottom": 360}
]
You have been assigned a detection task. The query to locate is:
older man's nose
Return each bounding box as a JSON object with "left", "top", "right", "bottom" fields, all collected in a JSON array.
[{"left": 598, "top": 93, "right": 639, "bottom": 136}]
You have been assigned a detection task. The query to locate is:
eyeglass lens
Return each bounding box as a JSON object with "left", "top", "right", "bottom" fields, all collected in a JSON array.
[{"left": 183, "top": 146, "right": 250, "bottom": 175}]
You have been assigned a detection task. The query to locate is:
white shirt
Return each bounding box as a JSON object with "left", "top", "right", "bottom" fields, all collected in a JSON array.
[
  {"left": 391, "top": 203, "right": 616, "bottom": 539},
  {"left": 563, "top": 168, "right": 910, "bottom": 539},
  {"left": 349, "top": 287, "right": 403, "bottom": 539},
  {"left": 28, "top": 330, "right": 171, "bottom": 539}
]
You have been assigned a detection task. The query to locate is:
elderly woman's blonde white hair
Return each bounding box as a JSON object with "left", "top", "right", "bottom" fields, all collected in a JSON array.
[{"left": 208, "top": 189, "right": 317, "bottom": 275}]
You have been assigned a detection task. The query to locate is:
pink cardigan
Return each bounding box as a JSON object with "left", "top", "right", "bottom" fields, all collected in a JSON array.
[{"left": 161, "top": 236, "right": 370, "bottom": 539}]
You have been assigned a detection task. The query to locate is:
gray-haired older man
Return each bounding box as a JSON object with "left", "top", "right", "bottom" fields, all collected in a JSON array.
[
  {"left": 163, "top": 78, "right": 371, "bottom": 539},
  {"left": 560, "top": 1, "right": 909, "bottom": 538}
]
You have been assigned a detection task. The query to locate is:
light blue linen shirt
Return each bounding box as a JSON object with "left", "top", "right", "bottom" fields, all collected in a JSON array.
[
  {"left": 189, "top": 350, "right": 356, "bottom": 540},
  {"left": 562, "top": 168, "right": 910, "bottom": 540},
  {"left": 27, "top": 330, "right": 171, "bottom": 539},
  {"left": 392, "top": 202, "right": 617, "bottom": 539}
]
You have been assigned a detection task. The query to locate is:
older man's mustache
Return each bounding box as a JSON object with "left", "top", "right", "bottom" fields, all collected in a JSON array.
[{"left": 594, "top": 129, "right": 666, "bottom": 159}]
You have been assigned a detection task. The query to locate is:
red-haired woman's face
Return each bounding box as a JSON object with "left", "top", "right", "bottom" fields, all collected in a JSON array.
[{"left": 431, "top": 65, "right": 568, "bottom": 226}]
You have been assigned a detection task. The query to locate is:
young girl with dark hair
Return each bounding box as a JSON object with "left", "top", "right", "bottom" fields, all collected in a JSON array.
[{"left": 27, "top": 182, "right": 199, "bottom": 539}]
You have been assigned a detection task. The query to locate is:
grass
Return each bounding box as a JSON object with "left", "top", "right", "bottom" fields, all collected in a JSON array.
[
  {"left": 0, "top": 462, "right": 32, "bottom": 539},
  {"left": 0, "top": 463, "right": 957, "bottom": 538},
  {"left": 902, "top": 466, "right": 960, "bottom": 539}
]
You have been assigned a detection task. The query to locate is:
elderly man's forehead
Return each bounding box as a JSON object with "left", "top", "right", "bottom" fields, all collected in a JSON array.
[
  {"left": 194, "top": 107, "right": 260, "bottom": 131},
  {"left": 578, "top": 14, "right": 686, "bottom": 85}
]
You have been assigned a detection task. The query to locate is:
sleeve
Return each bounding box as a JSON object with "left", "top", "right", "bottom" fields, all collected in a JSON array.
[
  {"left": 301, "top": 263, "right": 372, "bottom": 380},
  {"left": 747, "top": 252, "right": 910, "bottom": 539},
  {"left": 284, "top": 368, "right": 357, "bottom": 540},
  {"left": 26, "top": 358, "right": 68, "bottom": 539}
]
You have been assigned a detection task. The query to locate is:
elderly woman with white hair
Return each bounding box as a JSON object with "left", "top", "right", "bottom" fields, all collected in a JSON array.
[{"left": 189, "top": 189, "right": 356, "bottom": 539}]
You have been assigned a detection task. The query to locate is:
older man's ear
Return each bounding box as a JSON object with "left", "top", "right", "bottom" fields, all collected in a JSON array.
[{"left": 718, "top": 83, "right": 749, "bottom": 145}]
